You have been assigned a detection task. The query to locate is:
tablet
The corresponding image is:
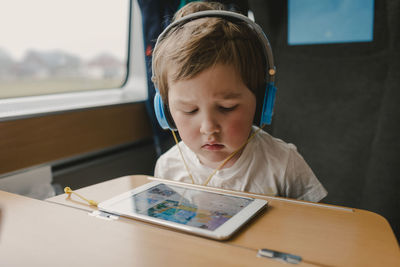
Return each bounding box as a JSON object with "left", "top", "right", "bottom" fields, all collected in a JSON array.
[{"left": 98, "top": 181, "right": 268, "bottom": 240}]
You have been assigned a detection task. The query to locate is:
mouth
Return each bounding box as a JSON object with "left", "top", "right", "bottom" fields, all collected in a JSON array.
[{"left": 202, "top": 143, "right": 225, "bottom": 151}]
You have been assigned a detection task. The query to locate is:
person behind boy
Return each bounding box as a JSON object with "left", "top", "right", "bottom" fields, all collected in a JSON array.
[{"left": 152, "top": 2, "right": 327, "bottom": 202}]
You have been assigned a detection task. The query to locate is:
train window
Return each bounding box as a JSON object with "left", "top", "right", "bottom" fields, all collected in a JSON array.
[
  {"left": 288, "top": 0, "right": 374, "bottom": 45},
  {"left": 0, "top": 0, "right": 129, "bottom": 99}
]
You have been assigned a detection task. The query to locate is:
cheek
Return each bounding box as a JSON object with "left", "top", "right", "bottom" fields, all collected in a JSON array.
[
  {"left": 171, "top": 113, "right": 198, "bottom": 140},
  {"left": 224, "top": 108, "right": 255, "bottom": 141},
  {"left": 225, "top": 117, "right": 252, "bottom": 138}
]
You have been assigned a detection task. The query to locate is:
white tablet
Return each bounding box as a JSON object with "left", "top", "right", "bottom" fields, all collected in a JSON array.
[{"left": 98, "top": 181, "right": 268, "bottom": 240}]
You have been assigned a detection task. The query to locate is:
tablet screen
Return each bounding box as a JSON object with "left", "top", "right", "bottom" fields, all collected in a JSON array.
[{"left": 107, "top": 183, "right": 253, "bottom": 231}]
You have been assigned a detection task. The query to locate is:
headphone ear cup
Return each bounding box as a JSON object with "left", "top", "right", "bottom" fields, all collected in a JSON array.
[
  {"left": 154, "top": 90, "right": 177, "bottom": 130},
  {"left": 260, "top": 82, "right": 277, "bottom": 126}
]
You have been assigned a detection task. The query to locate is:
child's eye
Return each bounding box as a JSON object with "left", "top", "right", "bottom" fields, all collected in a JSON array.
[
  {"left": 183, "top": 108, "right": 198, "bottom": 114},
  {"left": 219, "top": 105, "right": 238, "bottom": 112}
]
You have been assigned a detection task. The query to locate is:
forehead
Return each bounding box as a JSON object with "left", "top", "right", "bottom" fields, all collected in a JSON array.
[{"left": 168, "top": 63, "right": 252, "bottom": 101}]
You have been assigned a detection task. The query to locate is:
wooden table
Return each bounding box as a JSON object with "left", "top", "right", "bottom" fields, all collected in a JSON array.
[{"left": 1, "top": 175, "right": 399, "bottom": 266}]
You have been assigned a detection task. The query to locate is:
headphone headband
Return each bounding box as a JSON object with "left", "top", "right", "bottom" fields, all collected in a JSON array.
[{"left": 153, "top": 10, "right": 276, "bottom": 83}]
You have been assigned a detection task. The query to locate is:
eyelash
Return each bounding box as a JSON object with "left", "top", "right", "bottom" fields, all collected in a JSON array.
[
  {"left": 182, "top": 105, "right": 238, "bottom": 115},
  {"left": 184, "top": 109, "right": 198, "bottom": 114},
  {"left": 219, "top": 105, "right": 238, "bottom": 112}
]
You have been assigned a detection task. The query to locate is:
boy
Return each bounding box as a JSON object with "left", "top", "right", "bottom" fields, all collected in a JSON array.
[{"left": 152, "top": 2, "right": 327, "bottom": 202}]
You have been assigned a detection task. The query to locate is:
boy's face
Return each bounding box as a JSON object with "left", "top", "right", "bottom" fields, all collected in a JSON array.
[{"left": 168, "top": 64, "right": 256, "bottom": 169}]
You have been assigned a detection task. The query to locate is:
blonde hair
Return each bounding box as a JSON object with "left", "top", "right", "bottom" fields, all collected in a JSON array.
[
  {"left": 152, "top": 2, "right": 266, "bottom": 119},
  {"left": 173, "top": 2, "right": 225, "bottom": 20}
]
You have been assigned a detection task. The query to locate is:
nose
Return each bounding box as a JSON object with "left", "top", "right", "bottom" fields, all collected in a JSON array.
[{"left": 200, "top": 112, "right": 220, "bottom": 135}]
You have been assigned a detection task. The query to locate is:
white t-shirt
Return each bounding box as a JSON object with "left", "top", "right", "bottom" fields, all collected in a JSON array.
[{"left": 154, "top": 127, "right": 327, "bottom": 202}]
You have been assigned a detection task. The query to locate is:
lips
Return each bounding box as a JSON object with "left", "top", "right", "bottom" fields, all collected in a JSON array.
[{"left": 202, "top": 143, "right": 224, "bottom": 151}]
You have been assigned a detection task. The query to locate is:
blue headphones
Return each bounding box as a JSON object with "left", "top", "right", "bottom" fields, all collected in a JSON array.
[{"left": 152, "top": 10, "right": 277, "bottom": 131}]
